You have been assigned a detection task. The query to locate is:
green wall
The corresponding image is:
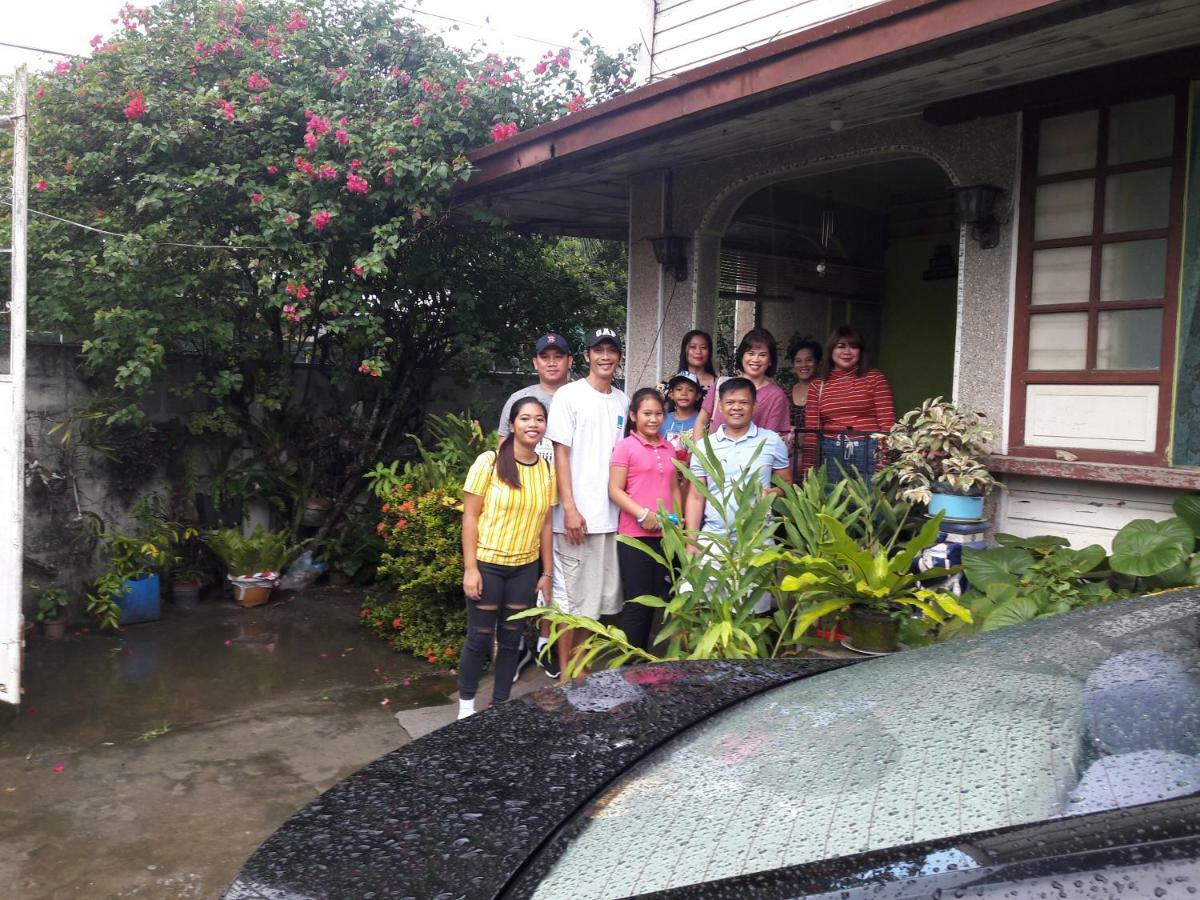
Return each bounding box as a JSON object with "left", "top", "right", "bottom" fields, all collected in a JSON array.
[{"left": 877, "top": 233, "right": 959, "bottom": 418}]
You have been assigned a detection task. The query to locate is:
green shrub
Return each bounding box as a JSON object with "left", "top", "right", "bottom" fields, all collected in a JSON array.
[
  {"left": 362, "top": 484, "right": 466, "bottom": 666},
  {"left": 206, "top": 526, "right": 299, "bottom": 575}
]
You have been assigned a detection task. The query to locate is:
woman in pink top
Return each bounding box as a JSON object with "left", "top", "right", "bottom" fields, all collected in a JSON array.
[
  {"left": 696, "top": 327, "right": 791, "bottom": 439},
  {"left": 609, "top": 389, "right": 682, "bottom": 651}
]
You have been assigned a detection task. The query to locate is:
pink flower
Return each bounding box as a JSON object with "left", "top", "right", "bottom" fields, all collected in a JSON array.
[
  {"left": 90, "top": 34, "right": 104, "bottom": 48},
  {"left": 284, "top": 213, "right": 297, "bottom": 224},
  {"left": 35, "top": 87, "right": 45, "bottom": 99},
  {"left": 353, "top": 264, "right": 364, "bottom": 277},
  {"left": 348, "top": 158, "right": 361, "bottom": 170},
  {"left": 34, "top": 178, "right": 47, "bottom": 192},
  {"left": 303, "top": 132, "right": 318, "bottom": 151},
  {"left": 266, "top": 165, "right": 279, "bottom": 174},
  {"left": 310, "top": 210, "right": 332, "bottom": 231},
  {"left": 409, "top": 115, "right": 421, "bottom": 127},
  {"left": 250, "top": 192, "right": 262, "bottom": 203},
  {"left": 334, "top": 129, "right": 348, "bottom": 145},
  {"left": 54, "top": 61, "right": 72, "bottom": 75},
  {"left": 533, "top": 61, "right": 547, "bottom": 75},
  {"left": 490, "top": 121, "right": 519, "bottom": 142},
  {"left": 329, "top": 68, "right": 348, "bottom": 85},
  {"left": 566, "top": 94, "right": 587, "bottom": 113},
  {"left": 293, "top": 156, "right": 314, "bottom": 176},
  {"left": 282, "top": 303, "right": 301, "bottom": 323},
  {"left": 217, "top": 99, "right": 235, "bottom": 122},
  {"left": 52, "top": 763, "right": 66, "bottom": 773},
  {"left": 123, "top": 89, "right": 146, "bottom": 120},
  {"left": 285, "top": 10, "right": 308, "bottom": 32},
  {"left": 459, "top": 97, "right": 470, "bottom": 108},
  {"left": 400, "top": 72, "right": 412, "bottom": 85},
  {"left": 314, "top": 164, "right": 337, "bottom": 181},
  {"left": 246, "top": 73, "right": 270, "bottom": 91},
  {"left": 345, "top": 173, "right": 369, "bottom": 195}
]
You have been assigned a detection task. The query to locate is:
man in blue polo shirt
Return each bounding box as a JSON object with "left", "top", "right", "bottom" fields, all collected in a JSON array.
[{"left": 685, "top": 377, "right": 791, "bottom": 612}]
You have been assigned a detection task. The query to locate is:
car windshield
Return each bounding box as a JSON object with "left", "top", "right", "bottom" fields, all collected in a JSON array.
[{"left": 527, "top": 595, "right": 1200, "bottom": 899}]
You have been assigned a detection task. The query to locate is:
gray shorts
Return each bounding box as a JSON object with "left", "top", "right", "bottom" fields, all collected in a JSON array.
[{"left": 553, "top": 532, "right": 622, "bottom": 619}]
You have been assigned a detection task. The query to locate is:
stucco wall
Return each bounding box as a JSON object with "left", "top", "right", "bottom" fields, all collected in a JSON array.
[{"left": 625, "top": 112, "right": 1021, "bottom": 439}]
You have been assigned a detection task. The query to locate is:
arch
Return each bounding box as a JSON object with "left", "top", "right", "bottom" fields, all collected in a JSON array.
[{"left": 700, "top": 145, "right": 962, "bottom": 237}]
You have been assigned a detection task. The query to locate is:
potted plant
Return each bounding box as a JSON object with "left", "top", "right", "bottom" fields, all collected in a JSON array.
[
  {"left": 34, "top": 585, "right": 71, "bottom": 640},
  {"left": 771, "top": 513, "right": 973, "bottom": 653},
  {"left": 206, "top": 526, "right": 301, "bottom": 607},
  {"left": 170, "top": 530, "right": 215, "bottom": 605},
  {"left": 882, "top": 397, "right": 999, "bottom": 522},
  {"left": 88, "top": 531, "right": 172, "bottom": 629}
]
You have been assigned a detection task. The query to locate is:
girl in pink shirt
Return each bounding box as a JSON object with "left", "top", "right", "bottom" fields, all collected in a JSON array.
[{"left": 609, "top": 389, "right": 682, "bottom": 650}]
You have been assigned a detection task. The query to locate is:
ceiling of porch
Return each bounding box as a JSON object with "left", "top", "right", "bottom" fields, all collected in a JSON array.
[{"left": 457, "top": 0, "right": 1200, "bottom": 240}]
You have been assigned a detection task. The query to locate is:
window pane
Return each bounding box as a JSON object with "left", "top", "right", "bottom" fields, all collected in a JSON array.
[
  {"left": 1108, "top": 96, "right": 1174, "bottom": 165},
  {"left": 1029, "top": 312, "right": 1088, "bottom": 370},
  {"left": 1097, "top": 309, "right": 1162, "bottom": 370},
  {"left": 1034, "top": 180, "right": 1095, "bottom": 240},
  {"left": 1038, "top": 110, "right": 1098, "bottom": 174},
  {"left": 1031, "top": 246, "right": 1091, "bottom": 306},
  {"left": 1100, "top": 239, "right": 1167, "bottom": 302},
  {"left": 1104, "top": 168, "right": 1171, "bottom": 233}
]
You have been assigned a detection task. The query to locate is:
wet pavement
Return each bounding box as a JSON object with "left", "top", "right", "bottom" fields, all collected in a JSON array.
[{"left": 0, "top": 585, "right": 466, "bottom": 898}]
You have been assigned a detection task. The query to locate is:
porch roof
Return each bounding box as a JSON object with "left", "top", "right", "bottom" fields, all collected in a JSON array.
[{"left": 458, "top": 0, "right": 1200, "bottom": 239}]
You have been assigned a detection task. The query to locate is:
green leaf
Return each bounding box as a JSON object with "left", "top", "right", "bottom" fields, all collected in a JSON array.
[
  {"left": 1110, "top": 518, "right": 1193, "bottom": 577},
  {"left": 980, "top": 595, "right": 1041, "bottom": 631},
  {"left": 1172, "top": 495, "right": 1200, "bottom": 537},
  {"left": 962, "top": 546, "right": 1033, "bottom": 590}
]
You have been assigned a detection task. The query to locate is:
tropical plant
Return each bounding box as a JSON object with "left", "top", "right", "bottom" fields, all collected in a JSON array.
[
  {"left": 365, "top": 413, "right": 493, "bottom": 499},
  {"left": 948, "top": 534, "right": 1122, "bottom": 637},
  {"left": 206, "top": 526, "right": 300, "bottom": 576},
  {"left": 765, "top": 513, "right": 972, "bottom": 635},
  {"left": 1107, "top": 494, "right": 1200, "bottom": 591},
  {"left": 881, "top": 397, "right": 998, "bottom": 502},
  {"left": 34, "top": 585, "right": 71, "bottom": 623},
  {"left": 85, "top": 496, "right": 196, "bottom": 630},
  {"left": 519, "top": 440, "right": 840, "bottom": 676}
]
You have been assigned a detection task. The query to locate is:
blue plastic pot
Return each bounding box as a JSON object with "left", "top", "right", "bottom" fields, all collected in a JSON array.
[
  {"left": 928, "top": 492, "right": 985, "bottom": 522},
  {"left": 117, "top": 573, "right": 162, "bottom": 625}
]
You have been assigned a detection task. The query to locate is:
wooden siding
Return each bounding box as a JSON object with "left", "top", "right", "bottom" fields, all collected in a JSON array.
[
  {"left": 998, "top": 475, "right": 1178, "bottom": 551},
  {"left": 651, "top": 0, "right": 889, "bottom": 79}
]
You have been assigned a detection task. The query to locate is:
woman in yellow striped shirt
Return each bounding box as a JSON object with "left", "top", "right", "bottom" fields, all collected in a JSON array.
[{"left": 458, "top": 397, "right": 556, "bottom": 719}]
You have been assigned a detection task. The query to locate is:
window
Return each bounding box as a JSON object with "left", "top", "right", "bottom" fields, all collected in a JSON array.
[{"left": 1011, "top": 92, "right": 1184, "bottom": 463}]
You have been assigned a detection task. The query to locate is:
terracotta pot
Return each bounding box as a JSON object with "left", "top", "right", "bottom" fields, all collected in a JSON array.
[
  {"left": 233, "top": 584, "right": 273, "bottom": 608},
  {"left": 847, "top": 607, "right": 900, "bottom": 653},
  {"left": 43, "top": 619, "right": 67, "bottom": 641}
]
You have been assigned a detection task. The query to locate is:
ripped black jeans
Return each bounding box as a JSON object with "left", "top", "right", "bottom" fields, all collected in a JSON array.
[{"left": 457, "top": 560, "right": 539, "bottom": 703}]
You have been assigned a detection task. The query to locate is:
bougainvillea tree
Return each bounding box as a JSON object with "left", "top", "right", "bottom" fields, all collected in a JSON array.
[{"left": 5, "top": 0, "right": 634, "bottom": 539}]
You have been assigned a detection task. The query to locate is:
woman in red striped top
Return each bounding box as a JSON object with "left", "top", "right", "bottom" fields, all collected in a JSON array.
[{"left": 803, "top": 325, "right": 895, "bottom": 480}]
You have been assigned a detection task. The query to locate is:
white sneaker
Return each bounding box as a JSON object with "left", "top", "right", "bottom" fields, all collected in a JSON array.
[{"left": 457, "top": 698, "right": 476, "bottom": 720}]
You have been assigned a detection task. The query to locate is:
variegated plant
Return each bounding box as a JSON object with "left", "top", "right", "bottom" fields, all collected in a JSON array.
[{"left": 881, "top": 397, "right": 998, "bottom": 504}]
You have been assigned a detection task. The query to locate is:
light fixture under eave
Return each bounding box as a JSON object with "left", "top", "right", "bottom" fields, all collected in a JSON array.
[
  {"left": 951, "top": 183, "right": 1005, "bottom": 250},
  {"left": 650, "top": 234, "right": 688, "bottom": 282}
]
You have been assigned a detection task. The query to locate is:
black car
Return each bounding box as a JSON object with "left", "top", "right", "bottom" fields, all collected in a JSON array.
[{"left": 225, "top": 590, "right": 1200, "bottom": 899}]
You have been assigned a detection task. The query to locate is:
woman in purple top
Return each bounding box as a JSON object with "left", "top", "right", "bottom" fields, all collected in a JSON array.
[
  {"left": 696, "top": 327, "right": 790, "bottom": 439},
  {"left": 609, "top": 389, "right": 682, "bottom": 651}
]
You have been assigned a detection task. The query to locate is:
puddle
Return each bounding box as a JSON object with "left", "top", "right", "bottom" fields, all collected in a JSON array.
[{"left": 0, "top": 587, "right": 458, "bottom": 752}]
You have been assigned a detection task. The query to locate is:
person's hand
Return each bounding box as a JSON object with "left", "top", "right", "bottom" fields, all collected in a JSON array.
[
  {"left": 564, "top": 508, "right": 588, "bottom": 545},
  {"left": 537, "top": 573, "right": 552, "bottom": 606},
  {"left": 685, "top": 541, "right": 699, "bottom": 556},
  {"left": 463, "top": 567, "right": 483, "bottom": 600},
  {"left": 641, "top": 510, "right": 662, "bottom": 532}
]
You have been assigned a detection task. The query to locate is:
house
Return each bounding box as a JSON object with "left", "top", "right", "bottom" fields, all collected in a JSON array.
[{"left": 458, "top": 0, "right": 1200, "bottom": 549}]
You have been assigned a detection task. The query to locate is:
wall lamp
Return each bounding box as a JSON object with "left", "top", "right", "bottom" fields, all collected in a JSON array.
[
  {"left": 650, "top": 234, "right": 688, "bottom": 282},
  {"left": 951, "top": 184, "right": 1005, "bottom": 250}
]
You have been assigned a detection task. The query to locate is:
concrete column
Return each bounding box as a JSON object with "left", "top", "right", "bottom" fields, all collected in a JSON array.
[{"left": 625, "top": 170, "right": 667, "bottom": 392}]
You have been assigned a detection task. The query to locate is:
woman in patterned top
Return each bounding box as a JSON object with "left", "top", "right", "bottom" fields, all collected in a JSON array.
[
  {"left": 803, "top": 325, "right": 895, "bottom": 481},
  {"left": 785, "top": 337, "right": 822, "bottom": 472},
  {"left": 457, "top": 397, "right": 556, "bottom": 719}
]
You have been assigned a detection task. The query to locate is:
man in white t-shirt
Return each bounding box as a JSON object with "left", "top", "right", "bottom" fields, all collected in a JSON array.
[{"left": 545, "top": 327, "right": 629, "bottom": 675}]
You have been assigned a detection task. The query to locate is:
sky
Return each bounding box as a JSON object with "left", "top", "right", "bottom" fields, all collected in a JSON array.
[{"left": 0, "top": 0, "right": 650, "bottom": 75}]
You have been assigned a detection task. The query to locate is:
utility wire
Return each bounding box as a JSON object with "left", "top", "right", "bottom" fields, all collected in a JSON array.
[
  {"left": 0, "top": 40, "right": 74, "bottom": 58},
  {"left": 394, "top": 4, "right": 584, "bottom": 53},
  {"left": 0, "top": 197, "right": 284, "bottom": 252}
]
